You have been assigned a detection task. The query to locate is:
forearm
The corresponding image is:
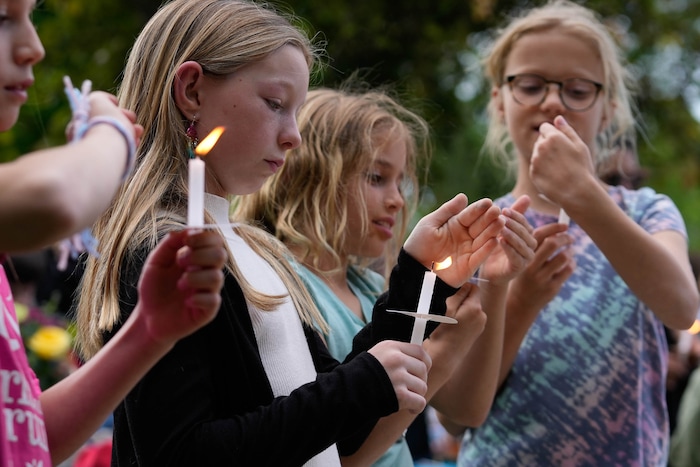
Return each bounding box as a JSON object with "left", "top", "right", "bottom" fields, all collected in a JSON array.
[
  {"left": 340, "top": 411, "right": 414, "bottom": 467},
  {"left": 40, "top": 304, "right": 172, "bottom": 464},
  {"left": 431, "top": 283, "right": 507, "bottom": 426},
  {"left": 0, "top": 125, "right": 128, "bottom": 252},
  {"left": 566, "top": 187, "right": 698, "bottom": 328},
  {"left": 436, "top": 409, "right": 467, "bottom": 437},
  {"left": 340, "top": 339, "right": 461, "bottom": 466}
]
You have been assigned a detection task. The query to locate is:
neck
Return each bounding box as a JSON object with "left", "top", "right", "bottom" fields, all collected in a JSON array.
[{"left": 511, "top": 176, "right": 561, "bottom": 216}]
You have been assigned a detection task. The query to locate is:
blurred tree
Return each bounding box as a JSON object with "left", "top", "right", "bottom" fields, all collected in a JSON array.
[{"left": 4, "top": 0, "right": 700, "bottom": 248}]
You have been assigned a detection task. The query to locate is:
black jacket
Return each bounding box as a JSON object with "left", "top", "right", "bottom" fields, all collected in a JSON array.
[{"left": 108, "top": 249, "right": 456, "bottom": 466}]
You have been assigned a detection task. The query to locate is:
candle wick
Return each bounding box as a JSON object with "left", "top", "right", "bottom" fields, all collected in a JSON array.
[{"left": 430, "top": 261, "right": 435, "bottom": 272}]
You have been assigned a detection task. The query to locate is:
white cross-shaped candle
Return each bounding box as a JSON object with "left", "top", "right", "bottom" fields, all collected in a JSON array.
[
  {"left": 389, "top": 257, "right": 457, "bottom": 345},
  {"left": 188, "top": 126, "right": 225, "bottom": 227}
]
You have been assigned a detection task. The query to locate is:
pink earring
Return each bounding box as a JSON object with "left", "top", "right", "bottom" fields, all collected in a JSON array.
[{"left": 186, "top": 116, "right": 198, "bottom": 158}]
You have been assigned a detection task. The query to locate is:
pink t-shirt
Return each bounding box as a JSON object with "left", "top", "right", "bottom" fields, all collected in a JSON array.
[{"left": 0, "top": 263, "right": 51, "bottom": 466}]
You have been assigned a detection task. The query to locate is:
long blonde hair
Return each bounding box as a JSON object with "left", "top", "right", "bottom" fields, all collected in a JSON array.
[
  {"left": 76, "top": 0, "right": 325, "bottom": 359},
  {"left": 482, "top": 0, "right": 637, "bottom": 174},
  {"left": 235, "top": 83, "right": 430, "bottom": 281}
]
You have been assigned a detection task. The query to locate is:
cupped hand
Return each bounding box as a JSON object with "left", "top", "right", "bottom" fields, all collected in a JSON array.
[
  {"left": 404, "top": 193, "right": 504, "bottom": 287},
  {"left": 479, "top": 195, "right": 537, "bottom": 285},
  {"left": 508, "top": 222, "right": 575, "bottom": 316},
  {"left": 368, "top": 340, "right": 432, "bottom": 414}
]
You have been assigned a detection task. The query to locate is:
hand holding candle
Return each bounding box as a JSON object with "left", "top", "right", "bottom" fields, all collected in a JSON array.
[
  {"left": 390, "top": 257, "right": 457, "bottom": 345},
  {"left": 188, "top": 126, "right": 225, "bottom": 228}
]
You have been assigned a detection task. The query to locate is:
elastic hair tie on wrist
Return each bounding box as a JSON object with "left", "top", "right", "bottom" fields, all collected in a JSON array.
[{"left": 83, "top": 116, "right": 137, "bottom": 181}]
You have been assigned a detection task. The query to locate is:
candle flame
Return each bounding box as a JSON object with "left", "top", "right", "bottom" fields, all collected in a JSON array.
[
  {"left": 689, "top": 319, "right": 700, "bottom": 335},
  {"left": 433, "top": 257, "right": 452, "bottom": 271},
  {"left": 195, "top": 126, "right": 225, "bottom": 157}
]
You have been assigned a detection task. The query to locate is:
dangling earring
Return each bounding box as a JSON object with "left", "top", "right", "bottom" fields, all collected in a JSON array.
[{"left": 186, "top": 115, "right": 198, "bottom": 159}]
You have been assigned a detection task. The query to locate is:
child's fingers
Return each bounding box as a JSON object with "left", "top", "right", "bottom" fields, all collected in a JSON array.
[
  {"left": 178, "top": 231, "right": 227, "bottom": 269},
  {"left": 510, "top": 194, "right": 531, "bottom": 215},
  {"left": 178, "top": 268, "right": 224, "bottom": 292},
  {"left": 185, "top": 292, "right": 222, "bottom": 315}
]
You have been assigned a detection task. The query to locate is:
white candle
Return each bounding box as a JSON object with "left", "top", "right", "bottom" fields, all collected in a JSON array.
[
  {"left": 410, "top": 268, "right": 437, "bottom": 345},
  {"left": 188, "top": 156, "right": 205, "bottom": 228},
  {"left": 558, "top": 208, "right": 570, "bottom": 226},
  {"left": 186, "top": 126, "right": 224, "bottom": 228}
]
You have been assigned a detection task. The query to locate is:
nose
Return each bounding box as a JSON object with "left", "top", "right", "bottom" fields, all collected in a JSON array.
[
  {"left": 280, "top": 116, "right": 302, "bottom": 150},
  {"left": 15, "top": 20, "right": 45, "bottom": 66},
  {"left": 540, "top": 83, "right": 565, "bottom": 112},
  {"left": 385, "top": 183, "right": 405, "bottom": 212}
]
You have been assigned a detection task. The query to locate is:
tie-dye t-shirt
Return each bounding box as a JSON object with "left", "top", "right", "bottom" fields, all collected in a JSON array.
[
  {"left": 459, "top": 186, "right": 683, "bottom": 467},
  {"left": 0, "top": 262, "right": 51, "bottom": 467}
]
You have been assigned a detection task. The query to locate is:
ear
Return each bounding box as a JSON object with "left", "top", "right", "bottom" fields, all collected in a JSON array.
[
  {"left": 492, "top": 85, "right": 505, "bottom": 122},
  {"left": 173, "top": 61, "right": 205, "bottom": 118}
]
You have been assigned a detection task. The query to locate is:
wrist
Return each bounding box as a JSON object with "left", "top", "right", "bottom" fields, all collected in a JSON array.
[
  {"left": 121, "top": 303, "right": 176, "bottom": 358},
  {"left": 83, "top": 116, "right": 136, "bottom": 180}
]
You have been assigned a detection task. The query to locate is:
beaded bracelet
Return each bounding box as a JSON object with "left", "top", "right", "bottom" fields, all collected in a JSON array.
[{"left": 82, "top": 116, "right": 137, "bottom": 181}]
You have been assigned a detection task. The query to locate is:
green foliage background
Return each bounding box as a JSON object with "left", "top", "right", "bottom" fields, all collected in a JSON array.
[{"left": 4, "top": 0, "right": 700, "bottom": 248}]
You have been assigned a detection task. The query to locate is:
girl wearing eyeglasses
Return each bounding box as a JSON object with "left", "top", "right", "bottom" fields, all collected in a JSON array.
[{"left": 441, "top": 1, "right": 699, "bottom": 465}]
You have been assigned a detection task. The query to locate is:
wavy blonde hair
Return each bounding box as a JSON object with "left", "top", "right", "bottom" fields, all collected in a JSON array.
[
  {"left": 76, "top": 0, "right": 326, "bottom": 359},
  {"left": 482, "top": 0, "right": 637, "bottom": 175},
  {"left": 234, "top": 83, "right": 430, "bottom": 283}
]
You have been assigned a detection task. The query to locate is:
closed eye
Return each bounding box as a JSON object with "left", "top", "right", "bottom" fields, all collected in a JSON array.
[{"left": 266, "top": 99, "right": 283, "bottom": 111}]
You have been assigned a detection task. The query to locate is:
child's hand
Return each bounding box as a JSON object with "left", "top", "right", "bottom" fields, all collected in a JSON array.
[
  {"left": 531, "top": 115, "right": 596, "bottom": 208},
  {"left": 428, "top": 284, "right": 485, "bottom": 359},
  {"left": 135, "top": 229, "right": 226, "bottom": 346},
  {"left": 87, "top": 91, "right": 144, "bottom": 146},
  {"left": 404, "top": 193, "right": 504, "bottom": 287},
  {"left": 508, "top": 223, "right": 575, "bottom": 316},
  {"left": 368, "top": 340, "right": 432, "bottom": 414},
  {"left": 479, "top": 195, "right": 537, "bottom": 286}
]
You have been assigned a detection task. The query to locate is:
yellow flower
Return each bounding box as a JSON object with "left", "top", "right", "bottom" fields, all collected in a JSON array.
[{"left": 28, "top": 326, "right": 72, "bottom": 361}]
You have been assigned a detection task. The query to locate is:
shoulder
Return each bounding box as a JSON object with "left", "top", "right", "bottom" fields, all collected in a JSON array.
[{"left": 611, "top": 185, "right": 685, "bottom": 234}]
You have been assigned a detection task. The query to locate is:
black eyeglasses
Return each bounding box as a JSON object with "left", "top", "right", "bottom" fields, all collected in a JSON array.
[{"left": 506, "top": 74, "right": 603, "bottom": 111}]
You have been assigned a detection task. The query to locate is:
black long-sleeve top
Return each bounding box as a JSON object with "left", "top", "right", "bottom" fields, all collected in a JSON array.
[{"left": 107, "top": 248, "right": 456, "bottom": 466}]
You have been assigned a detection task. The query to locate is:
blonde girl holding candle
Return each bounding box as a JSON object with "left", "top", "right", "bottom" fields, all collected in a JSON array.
[
  {"left": 0, "top": 0, "right": 227, "bottom": 465},
  {"left": 236, "top": 84, "right": 537, "bottom": 466},
  {"left": 446, "top": 1, "right": 700, "bottom": 465},
  {"left": 74, "top": 1, "right": 507, "bottom": 465}
]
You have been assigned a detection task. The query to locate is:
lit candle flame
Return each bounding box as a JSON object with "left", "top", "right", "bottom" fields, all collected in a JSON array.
[
  {"left": 195, "top": 126, "right": 225, "bottom": 157},
  {"left": 689, "top": 319, "right": 700, "bottom": 335},
  {"left": 433, "top": 257, "right": 452, "bottom": 271}
]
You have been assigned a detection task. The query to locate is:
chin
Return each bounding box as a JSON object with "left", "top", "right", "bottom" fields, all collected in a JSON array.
[{"left": 0, "top": 114, "right": 19, "bottom": 132}]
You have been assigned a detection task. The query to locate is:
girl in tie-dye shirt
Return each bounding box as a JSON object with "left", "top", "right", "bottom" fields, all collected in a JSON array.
[{"left": 443, "top": 1, "right": 700, "bottom": 466}]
